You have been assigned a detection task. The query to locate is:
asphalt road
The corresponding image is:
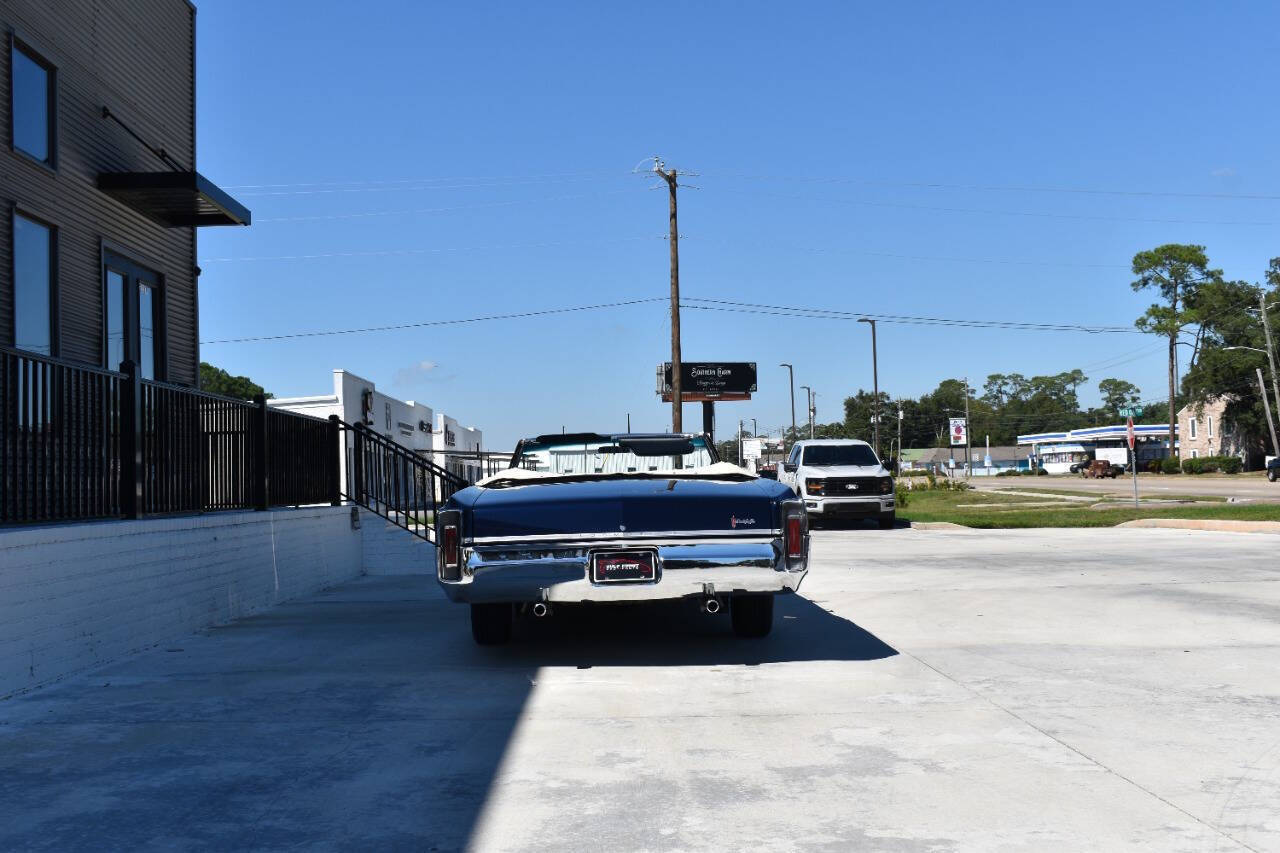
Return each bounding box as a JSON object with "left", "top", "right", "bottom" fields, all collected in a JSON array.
[
  {"left": 2, "top": 528, "right": 1278, "bottom": 852},
  {"left": 971, "top": 472, "right": 1280, "bottom": 500}
]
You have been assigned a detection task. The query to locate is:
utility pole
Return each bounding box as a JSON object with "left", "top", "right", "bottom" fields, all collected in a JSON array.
[
  {"left": 1258, "top": 368, "right": 1280, "bottom": 458},
  {"left": 800, "top": 386, "right": 813, "bottom": 439},
  {"left": 627, "top": 413, "right": 631, "bottom": 433},
  {"left": 858, "top": 318, "right": 879, "bottom": 458},
  {"left": 780, "top": 363, "right": 796, "bottom": 447},
  {"left": 1258, "top": 289, "right": 1280, "bottom": 435},
  {"left": 963, "top": 377, "right": 972, "bottom": 479},
  {"left": 738, "top": 419, "right": 744, "bottom": 466},
  {"left": 654, "top": 158, "right": 682, "bottom": 433},
  {"left": 752, "top": 418, "right": 757, "bottom": 438}
]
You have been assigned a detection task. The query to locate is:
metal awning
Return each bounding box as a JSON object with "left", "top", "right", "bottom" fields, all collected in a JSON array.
[{"left": 97, "top": 171, "right": 251, "bottom": 227}]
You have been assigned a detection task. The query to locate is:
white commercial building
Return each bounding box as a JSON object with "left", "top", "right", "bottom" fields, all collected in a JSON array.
[
  {"left": 269, "top": 369, "right": 484, "bottom": 488},
  {"left": 432, "top": 413, "right": 486, "bottom": 483}
]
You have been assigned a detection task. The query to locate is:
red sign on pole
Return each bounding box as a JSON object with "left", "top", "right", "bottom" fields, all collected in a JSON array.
[{"left": 1126, "top": 416, "right": 1136, "bottom": 450}]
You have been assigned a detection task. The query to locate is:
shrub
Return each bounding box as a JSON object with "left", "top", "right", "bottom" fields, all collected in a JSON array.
[
  {"left": 1146, "top": 460, "right": 1163, "bottom": 474},
  {"left": 995, "top": 469, "right": 1021, "bottom": 477},
  {"left": 1182, "top": 455, "right": 1242, "bottom": 475},
  {"left": 926, "top": 469, "right": 937, "bottom": 489},
  {"left": 895, "top": 482, "right": 911, "bottom": 508},
  {"left": 1160, "top": 458, "right": 1180, "bottom": 475},
  {"left": 1035, "top": 466, "right": 1048, "bottom": 475},
  {"left": 1019, "top": 468, "right": 1037, "bottom": 476}
]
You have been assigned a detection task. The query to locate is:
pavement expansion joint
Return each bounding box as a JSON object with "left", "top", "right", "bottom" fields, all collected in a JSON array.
[{"left": 899, "top": 647, "right": 1262, "bottom": 852}]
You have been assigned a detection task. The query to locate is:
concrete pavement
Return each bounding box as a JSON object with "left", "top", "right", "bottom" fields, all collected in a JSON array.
[{"left": 2, "top": 528, "right": 1278, "bottom": 851}]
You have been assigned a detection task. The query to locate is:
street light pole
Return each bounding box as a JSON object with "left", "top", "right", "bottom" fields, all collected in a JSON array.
[
  {"left": 858, "top": 318, "right": 879, "bottom": 458},
  {"left": 780, "top": 363, "right": 796, "bottom": 447}
]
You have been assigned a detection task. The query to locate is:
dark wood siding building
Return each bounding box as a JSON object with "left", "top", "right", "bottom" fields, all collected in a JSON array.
[{"left": 1, "top": 0, "right": 247, "bottom": 386}]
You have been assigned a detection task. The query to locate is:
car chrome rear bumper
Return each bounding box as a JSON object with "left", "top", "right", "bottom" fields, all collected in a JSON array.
[{"left": 438, "top": 540, "right": 807, "bottom": 604}]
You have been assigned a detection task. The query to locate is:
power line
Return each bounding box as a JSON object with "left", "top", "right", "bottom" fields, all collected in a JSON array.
[
  {"left": 223, "top": 170, "right": 626, "bottom": 190},
  {"left": 200, "top": 298, "right": 667, "bottom": 345},
  {"left": 679, "top": 297, "right": 1143, "bottom": 334},
  {"left": 704, "top": 171, "right": 1280, "bottom": 202},
  {"left": 196, "top": 293, "right": 1249, "bottom": 347},
  {"left": 228, "top": 173, "right": 623, "bottom": 197},
  {"left": 693, "top": 237, "right": 1129, "bottom": 270},
  {"left": 198, "top": 234, "right": 667, "bottom": 263},
  {"left": 255, "top": 189, "right": 633, "bottom": 223},
  {"left": 711, "top": 186, "right": 1274, "bottom": 227}
]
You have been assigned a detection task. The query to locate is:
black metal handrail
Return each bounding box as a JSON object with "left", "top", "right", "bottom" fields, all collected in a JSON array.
[
  {"left": 1, "top": 346, "right": 124, "bottom": 523},
  {"left": 1, "top": 346, "right": 343, "bottom": 524},
  {"left": 339, "top": 420, "right": 468, "bottom": 542}
]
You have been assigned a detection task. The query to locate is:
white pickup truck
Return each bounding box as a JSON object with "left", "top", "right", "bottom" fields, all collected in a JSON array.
[{"left": 778, "top": 439, "right": 896, "bottom": 528}]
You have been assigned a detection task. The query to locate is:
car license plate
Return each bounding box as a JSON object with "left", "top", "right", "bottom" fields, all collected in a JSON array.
[{"left": 592, "top": 550, "right": 657, "bottom": 583}]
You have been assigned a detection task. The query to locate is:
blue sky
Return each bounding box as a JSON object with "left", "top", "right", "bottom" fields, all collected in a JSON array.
[{"left": 193, "top": 1, "right": 1280, "bottom": 449}]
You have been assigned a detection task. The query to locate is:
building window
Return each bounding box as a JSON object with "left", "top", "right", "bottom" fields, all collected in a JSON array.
[
  {"left": 1207, "top": 416, "right": 1213, "bottom": 438},
  {"left": 1191, "top": 449, "right": 1199, "bottom": 459},
  {"left": 11, "top": 40, "right": 55, "bottom": 166},
  {"left": 1189, "top": 418, "right": 1197, "bottom": 439},
  {"left": 14, "top": 212, "right": 54, "bottom": 355}
]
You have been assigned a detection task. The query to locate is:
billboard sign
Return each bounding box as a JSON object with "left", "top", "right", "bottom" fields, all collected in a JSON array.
[
  {"left": 949, "top": 417, "right": 968, "bottom": 446},
  {"left": 658, "top": 362, "right": 757, "bottom": 402}
]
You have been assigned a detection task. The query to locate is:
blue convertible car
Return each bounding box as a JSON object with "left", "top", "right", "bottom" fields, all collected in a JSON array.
[{"left": 436, "top": 433, "right": 809, "bottom": 644}]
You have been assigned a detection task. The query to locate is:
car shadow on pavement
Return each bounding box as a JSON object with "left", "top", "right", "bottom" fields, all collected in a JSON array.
[{"left": 490, "top": 593, "right": 899, "bottom": 667}]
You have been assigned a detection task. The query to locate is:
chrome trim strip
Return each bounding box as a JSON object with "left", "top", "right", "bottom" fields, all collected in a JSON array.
[{"left": 470, "top": 529, "right": 781, "bottom": 545}]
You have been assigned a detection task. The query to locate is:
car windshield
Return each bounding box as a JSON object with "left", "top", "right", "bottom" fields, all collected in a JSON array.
[
  {"left": 515, "top": 435, "right": 717, "bottom": 475},
  {"left": 802, "top": 444, "right": 880, "bottom": 466}
]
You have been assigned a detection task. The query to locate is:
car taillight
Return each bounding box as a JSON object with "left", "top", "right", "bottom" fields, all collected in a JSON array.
[
  {"left": 805, "top": 478, "right": 824, "bottom": 495},
  {"left": 440, "top": 523, "right": 460, "bottom": 580},
  {"left": 786, "top": 515, "right": 803, "bottom": 559}
]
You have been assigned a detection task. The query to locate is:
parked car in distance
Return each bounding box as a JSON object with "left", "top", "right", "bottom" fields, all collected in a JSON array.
[
  {"left": 777, "top": 439, "right": 895, "bottom": 528},
  {"left": 1268, "top": 456, "right": 1279, "bottom": 483},
  {"left": 436, "top": 433, "right": 809, "bottom": 644}
]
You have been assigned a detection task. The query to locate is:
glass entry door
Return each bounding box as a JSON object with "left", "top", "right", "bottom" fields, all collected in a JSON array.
[{"left": 103, "top": 252, "right": 162, "bottom": 379}]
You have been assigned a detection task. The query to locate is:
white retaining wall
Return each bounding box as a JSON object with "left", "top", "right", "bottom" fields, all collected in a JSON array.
[
  {"left": 360, "top": 510, "right": 437, "bottom": 576},
  {"left": 0, "top": 506, "right": 362, "bottom": 698}
]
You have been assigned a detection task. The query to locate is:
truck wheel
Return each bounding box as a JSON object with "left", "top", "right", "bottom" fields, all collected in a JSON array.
[
  {"left": 1269, "top": 468, "right": 1278, "bottom": 483},
  {"left": 471, "top": 603, "right": 512, "bottom": 645},
  {"left": 878, "top": 512, "right": 896, "bottom": 529},
  {"left": 731, "top": 594, "right": 773, "bottom": 638}
]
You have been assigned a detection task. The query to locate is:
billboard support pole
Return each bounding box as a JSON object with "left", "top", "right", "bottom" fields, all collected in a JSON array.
[{"left": 703, "top": 401, "right": 714, "bottom": 443}]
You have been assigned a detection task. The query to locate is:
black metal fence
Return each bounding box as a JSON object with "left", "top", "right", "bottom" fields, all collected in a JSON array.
[
  {"left": 1, "top": 346, "right": 340, "bottom": 525},
  {"left": 1, "top": 347, "right": 123, "bottom": 523},
  {"left": 341, "top": 422, "right": 468, "bottom": 541}
]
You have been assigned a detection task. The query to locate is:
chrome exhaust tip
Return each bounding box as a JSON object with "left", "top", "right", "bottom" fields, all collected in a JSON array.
[
  {"left": 532, "top": 602, "right": 551, "bottom": 618},
  {"left": 703, "top": 598, "right": 720, "bottom": 614}
]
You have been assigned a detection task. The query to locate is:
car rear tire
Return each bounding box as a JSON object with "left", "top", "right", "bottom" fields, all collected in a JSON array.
[
  {"left": 1270, "top": 468, "right": 1278, "bottom": 483},
  {"left": 731, "top": 594, "right": 774, "bottom": 638},
  {"left": 878, "top": 512, "right": 896, "bottom": 529},
  {"left": 471, "top": 603, "right": 513, "bottom": 645}
]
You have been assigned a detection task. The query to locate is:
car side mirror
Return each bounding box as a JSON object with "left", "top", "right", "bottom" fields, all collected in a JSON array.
[{"left": 783, "top": 462, "right": 797, "bottom": 473}]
